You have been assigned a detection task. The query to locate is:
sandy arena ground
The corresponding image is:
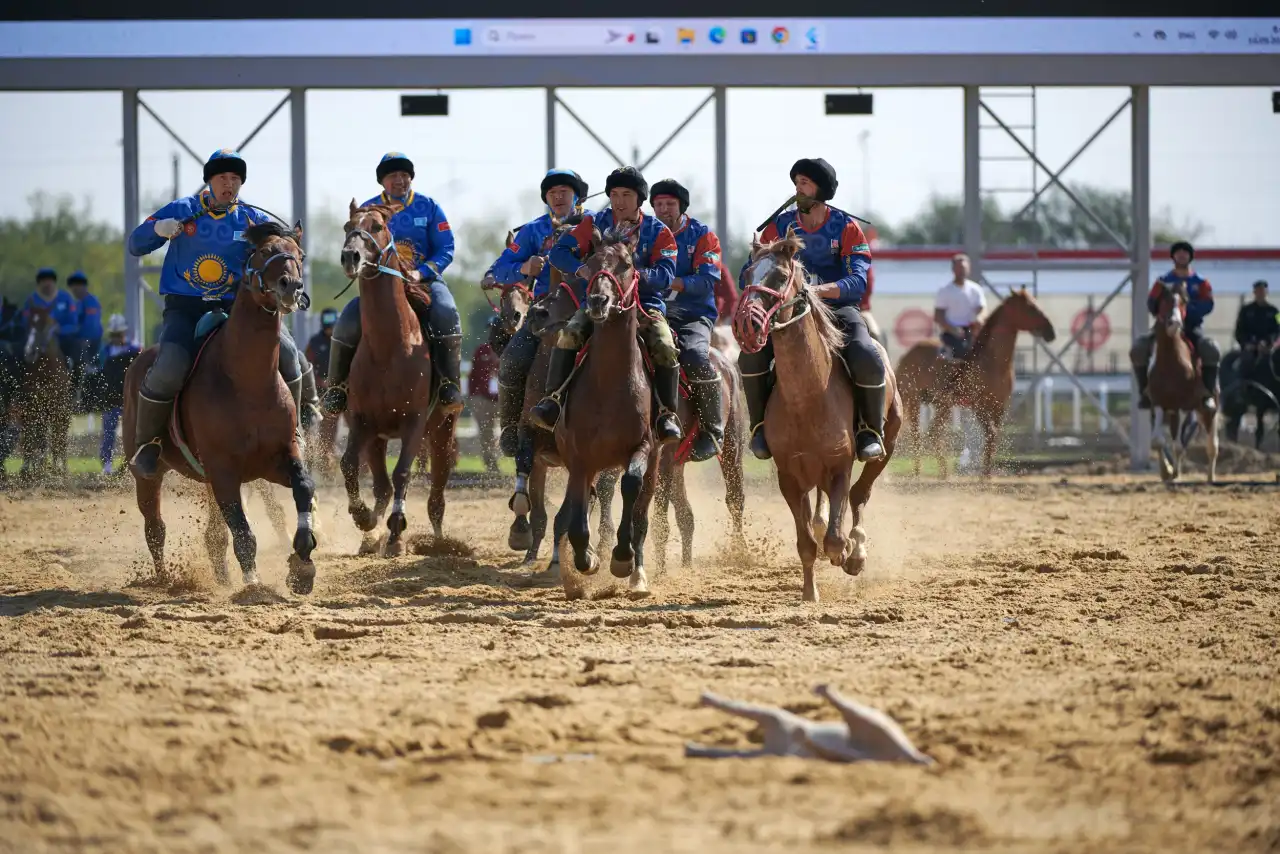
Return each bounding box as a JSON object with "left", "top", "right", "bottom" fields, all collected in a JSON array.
[{"left": 1, "top": 464, "right": 1278, "bottom": 853}]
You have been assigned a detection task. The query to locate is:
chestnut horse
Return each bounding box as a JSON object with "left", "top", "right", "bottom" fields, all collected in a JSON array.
[
  {"left": 651, "top": 346, "right": 746, "bottom": 572},
  {"left": 16, "top": 304, "right": 72, "bottom": 477},
  {"left": 122, "top": 222, "right": 318, "bottom": 592},
  {"left": 1148, "top": 283, "right": 1219, "bottom": 483},
  {"left": 497, "top": 241, "right": 621, "bottom": 571},
  {"left": 338, "top": 200, "right": 457, "bottom": 556},
  {"left": 736, "top": 231, "right": 901, "bottom": 603},
  {"left": 895, "top": 287, "right": 1056, "bottom": 479},
  {"left": 552, "top": 229, "right": 661, "bottom": 600}
]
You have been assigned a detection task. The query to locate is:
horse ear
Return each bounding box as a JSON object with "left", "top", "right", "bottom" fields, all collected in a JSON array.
[
  {"left": 348, "top": 199, "right": 359, "bottom": 218},
  {"left": 784, "top": 224, "right": 798, "bottom": 242},
  {"left": 293, "top": 220, "right": 304, "bottom": 242}
]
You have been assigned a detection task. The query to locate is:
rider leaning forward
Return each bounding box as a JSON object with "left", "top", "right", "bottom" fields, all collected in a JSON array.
[
  {"left": 322, "top": 151, "right": 465, "bottom": 416},
  {"left": 126, "top": 149, "right": 320, "bottom": 479},
  {"left": 738, "top": 157, "right": 887, "bottom": 463},
  {"left": 1130, "top": 240, "right": 1220, "bottom": 412}
]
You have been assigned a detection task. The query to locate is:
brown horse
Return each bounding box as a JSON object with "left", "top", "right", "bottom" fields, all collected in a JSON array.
[
  {"left": 736, "top": 230, "right": 901, "bottom": 603},
  {"left": 16, "top": 304, "right": 72, "bottom": 478},
  {"left": 1148, "top": 284, "right": 1219, "bottom": 483},
  {"left": 338, "top": 200, "right": 457, "bottom": 556},
  {"left": 122, "top": 222, "right": 318, "bottom": 592},
  {"left": 651, "top": 345, "right": 746, "bottom": 572},
  {"left": 496, "top": 223, "right": 621, "bottom": 572},
  {"left": 552, "top": 229, "right": 660, "bottom": 600},
  {"left": 895, "top": 287, "right": 1056, "bottom": 479}
]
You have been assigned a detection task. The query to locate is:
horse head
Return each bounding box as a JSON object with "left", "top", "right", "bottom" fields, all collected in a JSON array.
[
  {"left": 340, "top": 200, "right": 404, "bottom": 280},
  {"left": 243, "top": 221, "right": 308, "bottom": 314},
  {"left": 1155, "top": 282, "right": 1187, "bottom": 339},
  {"left": 23, "top": 305, "right": 58, "bottom": 365},
  {"left": 998, "top": 286, "right": 1057, "bottom": 343},
  {"left": 582, "top": 227, "right": 640, "bottom": 323},
  {"left": 734, "top": 226, "right": 808, "bottom": 353}
]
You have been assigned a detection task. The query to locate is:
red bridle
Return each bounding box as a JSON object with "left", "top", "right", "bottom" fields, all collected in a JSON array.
[
  {"left": 733, "top": 259, "right": 799, "bottom": 354},
  {"left": 587, "top": 265, "right": 640, "bottom": 312}
]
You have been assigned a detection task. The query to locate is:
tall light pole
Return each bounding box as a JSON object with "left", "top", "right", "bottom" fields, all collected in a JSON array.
[{"left": 858, "top": 129, "right": 871, "bottom": 213}]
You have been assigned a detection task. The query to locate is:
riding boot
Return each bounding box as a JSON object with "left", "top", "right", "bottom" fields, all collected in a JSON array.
[
  {"left": 286, "top": 376, "right": 309, "bottom": 454},
  {"left": 322, "top": 338, "right": 356, "bottom": 415},
  {"left": 430, "top": 333, "right": 465, "bottom": 415},
  {"left": 741, "top": 369, "right": 773, "bottom": 460},
  {"left": 528, "top": 348, "right": 577, "bottom": 432},
  {"left": 1133, "top": 363, "right": 1152, "bottom": 410},
  {"left": 653, "top": 364, "right": 684, "bottom": 445},
  {"left": 298, "top": 365, "right": 323, "bottom": 430},
  {"left": 688, "top": 377, "right": 724, "bottom": 462},
  {"left": 854, "top": 384, "right": 887, "bottom": 462},
  {"left": 498, "top": 381, "right": 525, "bottom": 457},
  {"left": 128, "top": 391, "right": 174, "bottom": 481},
  {"left": 1201, "top": 364, "right": 1219, "bottom": 413}
]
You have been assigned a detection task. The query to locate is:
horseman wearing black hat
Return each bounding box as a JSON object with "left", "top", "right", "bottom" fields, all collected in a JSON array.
[
  {"left": 489, "top": 168, "right": 591, "bottom": 456},
  {"left": 650, "top": 177, "right": 725, "bottom": 462},
  {"left": 532, "top": 166, "right": 683, "bottom": 443},
  {"left": 1130, "top": 240, "right": 1220, "bottom": 411},
  {"left": 323, "top": 152, "right": 464, "bottom": 417},
  {"left": 737, "top": 158, "right": 886, "bottom": 462}
]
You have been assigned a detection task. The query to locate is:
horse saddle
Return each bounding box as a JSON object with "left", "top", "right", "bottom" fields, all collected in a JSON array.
[{"left": 194, "top": 307, "right": 229, "bottom": 344}]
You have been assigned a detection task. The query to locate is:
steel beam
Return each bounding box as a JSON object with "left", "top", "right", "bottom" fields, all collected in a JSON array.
[
  {"left": 1130, "top": 84, "right": 1152, "bottom": 470},
  {"left": 545, "top": 87, "right": 556, "bottom": 172},
  {"left": 981, "top": 258, "right": 1137, "bottom": 272},
  {"left": 122, "top": 88, "right": 143, "bottom": 344},
  {"left": 290, "top": 88, "right": 309, "bottom": 341},
  {"left": 714, "top": 85, "right": 728, "bottom": 255},
  {"left": 553, "top": 93, "right": 626, "bottom": 167},
  {"left": 963, "top": 85, "right": 982, "bottom": 276},
  {"left": 639, "top": 90, "right": 715, "bottom": 172}
]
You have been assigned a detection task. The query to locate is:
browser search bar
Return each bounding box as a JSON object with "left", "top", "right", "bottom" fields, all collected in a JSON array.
[{"left": 479, "top": 25, "right": 635, "bottom": 49}]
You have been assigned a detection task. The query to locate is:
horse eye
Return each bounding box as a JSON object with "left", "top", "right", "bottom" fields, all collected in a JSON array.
[{"left": 371, "top": 224, "right": 383, "bottom": 233}]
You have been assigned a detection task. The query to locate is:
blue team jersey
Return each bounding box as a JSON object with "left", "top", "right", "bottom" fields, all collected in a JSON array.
[
  {"left": 77, "top": 293, "right": 103, "bottom": 340},
  {"left": 1149, "top": 270, "right": 1213, "bottom": 328},
  {"left": 665, "top": 214, "right": 722, "bottom": 322},
  {"left": 741, "top": 206, "right": 872, "bottom": 309},
  {"left": 22, "top": 290, "right": 79, "bottom": 335},
  {"left": 549, "top": 209, "right": 678, "bottom": 315},
  {"left": 492, "top": 210, "right": 594, "bottom": 298},
  {"left": 360, "top": 190, "right": 454, "bottom": 282}
]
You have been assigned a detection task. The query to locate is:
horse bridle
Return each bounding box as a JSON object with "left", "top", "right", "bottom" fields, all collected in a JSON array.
[
  {"left": 244, "top": 243, "right": 310, "bottom": 312},
  {"left": 735, "top": 255, "right": 805, "bottom": 354},
  {"left": 347, "top": 220, "right": 403, "bottom": 281},
  {"left": 586, "top": 263, "right": 640, "bottom": 313}
]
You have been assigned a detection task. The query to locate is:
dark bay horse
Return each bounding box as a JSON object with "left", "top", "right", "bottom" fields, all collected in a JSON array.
[
  {"left": 498, "top": 259, "right": 621, "bottom": 572},
  {"left": 17, "top": 304, "right": 72, "bottom": 478},
  {"left": 651, "top": 345, "right": 746, "bottom": 572},
  {"left": 552, "top": 229, "right": 660, "bottom": 600},
  {"left": 338, "top": 200, "right": 457, "bottom": 556},
  {"left": 736, "top": 230, "right": 901, "bottom": 603},
  {"left": 895, "top": 287, "right": 1056, "bottom": 479},
  {"left": 1148, "top": 284, "right": 1219, "bottom": 482},
  {"left": 122, "top": 222, "right": 318, "bottom": 592}
]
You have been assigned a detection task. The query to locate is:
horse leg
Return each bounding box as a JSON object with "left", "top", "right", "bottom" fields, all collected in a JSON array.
[
  {"left": 341, "top": 419, "right": 374, "bottom": 530},
  {"left": 284, "top": 455, "right": 318, "bottom": 595},
  {"left": 203, "top": 484, "right": 231, "bottom": 587},
  {"left": 979, "top": 414, "right": 1000, "bottom": 481},
  {"left": 611, "top": 447, "right": 649, "bottom": 580},
  {"left": 426, "top": 416, "right": 455, "bottom": 539},
  {"left": 596, "top": 469, "right": 618, "bottom": 556},
  {"left": 719, "top": 412, "right": 746, "bottom": 549},
  {"left": 1203, "top": 408, "right": 1218, "bottom": 484},
  {"left": 561, "top": 469, "right": 596, "bottom": 600},
  {"left": 810, "top": 490, "right": 827, "bottom": 546},
  {"left": 673, "top": 461, "right": 695, "bottom": 570},
  {"left": 136, "top": 475, "right": 168, "bottom": 582},
  {"left": 384, "top": 419, "right": 427, "bottom": 558},
  {"left": 211, "top": 474, "right": 258, "bottom": 586},
  {"left": 52, "top": 409, "right": 69, "bottom": 475},
  {"left": 928, "top": 403, "right": 952, "bottom": 480},
  {"left": 508, "top": 429, "right": 534, "bottom": 552},
  {"left": 777, "top": 471, "right": 819, "bottom": 603},
  {"left": 627, "top": 443, "right": 660, "bottom": 599},
  {"left": 522, "top": 460, "right": 548, "bottom": 565},
  {"left": 652, "top": 451, "right": 673, "bottom": 574},
  {"left": 253, "top": 482, "right": 291, "bottom": 548},
  {"left": 822, "top": 468, "right": 852, "bottom": 567},
  {"left": 547, "top": 485, "right": 567, "bottom": 575}
]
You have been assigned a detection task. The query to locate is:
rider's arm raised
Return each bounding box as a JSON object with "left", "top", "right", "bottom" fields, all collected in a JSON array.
[
  {"left": 678, "top": 230, "right": 723, "bottom": 300},
  {"left": 128, "top": 197, "right": 195, "bottom": 257}
]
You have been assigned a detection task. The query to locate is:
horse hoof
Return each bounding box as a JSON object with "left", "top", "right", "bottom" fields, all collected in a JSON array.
[
  {"left": 576, "top": 546, "right": 600, "bottom": 576},
  {"left": 610, "top": 556, "right": 635, "bottom": 579},
  {"left": 843, "top": 554, "right": 866, "bottom": 576},
  {"left": 352, "top": 506, "right": 377, "bottom": 532},
  {"left": 383, "top": 538, "right": 404, "bottom": 558},
  {"left": 357, "top": 533, "right": 380, "bottom": 556},
  {"left": 242, "top": 569, "right": 261, "bottom": 587},
  {"left": 387, "top": 512, "right": 408, "bottom": 536},
  {"left": 508, "top": 517, "right": 533, "bottom": 551},
  {"left": 292, "top": 529, "right": 317, "bottom": 561},
  {"left": 286, "top": 554, "right": 316, "bottom": 595},
  {"left": 511, "top": 491, "right": 531, "bottom": 516}
]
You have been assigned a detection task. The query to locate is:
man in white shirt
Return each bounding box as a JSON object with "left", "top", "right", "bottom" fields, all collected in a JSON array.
[{"left": 933, "top": 253, "right": 987, "bottom": 359}]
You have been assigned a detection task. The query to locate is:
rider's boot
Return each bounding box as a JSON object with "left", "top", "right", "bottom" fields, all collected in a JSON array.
[
  {"left": 1133, "top": 363, "right": 1152, "bottom": 410},
  {"left": 653, "top": 364, "right": 684, "bottom": 445},
  {"left": 1201, "top": 364, "right": 1219, "bottom": 413},
  {"left": 688, "top": 375, "right": 724, "bottom": 462},
  {"left": 853, "top": 383, "right": 888, "bottom": 462},
  {"left": 128, "top": 391, "right": 173, "bottom": 480},
  {"left": 528, "top": 347, "right": 577, "bottom": 432},
  {"left": 741, "top": 368, "right": 773, "bottom": 460},
  {"left": 498, "top": 380, "right": 525, "bottom": 458},
  {"left": 298, "top": 365, "right": 323, "bottom": 430},
  {"left": 432, "top": 333, "right": 465, "bottom": 415},
  {"left": 321, "top": 338, "right": 356, "bottom": 415}
]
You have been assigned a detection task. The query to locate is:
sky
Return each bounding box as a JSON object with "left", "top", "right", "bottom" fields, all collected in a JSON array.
[{"left": 0, "top": 85, "right": 1276, "bottom": 270}]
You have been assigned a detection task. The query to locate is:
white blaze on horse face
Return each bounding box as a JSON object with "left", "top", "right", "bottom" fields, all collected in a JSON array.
[{"left": 749, "top": 254, "right": 777, "bottom": 288}]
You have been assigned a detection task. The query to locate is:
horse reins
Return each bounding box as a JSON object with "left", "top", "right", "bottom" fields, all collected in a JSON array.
[
  {"left": 734, "top": 262, "right": 805, "bottom": 354},
  {"left": 587, "top": 266, "right": 640, "bottom": 313},
  {"left": 244, "top": 246, "right": 310, "bottom": 313},
  {"left": 333, "top": 223, "right": 406, "bottom": 300}
]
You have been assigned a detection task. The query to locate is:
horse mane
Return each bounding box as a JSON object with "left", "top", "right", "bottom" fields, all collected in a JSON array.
[
  {"left": 245, "top": 221, "right": 300, "bottom": 246},
  {"left": 971, "top": 297, "right": 1007, "bottom": 353},
  {"left": 798, "top": 278, "right": 845, "bottom": 357}
]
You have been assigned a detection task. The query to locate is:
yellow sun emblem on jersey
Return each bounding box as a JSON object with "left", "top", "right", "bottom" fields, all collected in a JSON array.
[
  {"left": 192, "top": 254, "right": 228, "bottom": 287},
  {"left": 395, "top": 241, "right": 417, "bottom": 265}
]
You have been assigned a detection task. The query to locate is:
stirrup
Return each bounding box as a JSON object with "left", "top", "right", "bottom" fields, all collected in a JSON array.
[{"left": 855, "top": 426, "right": 886, "bottom": 461}]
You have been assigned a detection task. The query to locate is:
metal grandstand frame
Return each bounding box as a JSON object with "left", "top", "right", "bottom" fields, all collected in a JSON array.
[{"left": 2, "top": 49, "right": 1275, "bottom": 471}]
